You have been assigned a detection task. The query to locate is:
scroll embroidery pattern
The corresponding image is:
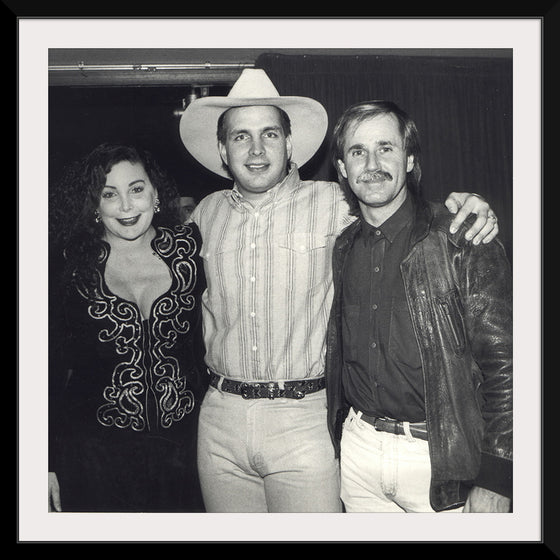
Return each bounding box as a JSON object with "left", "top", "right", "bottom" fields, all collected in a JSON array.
[
  {"left": 76, "top": 227, "right": 199, "bottom": 431},
  {"left": 151, "top": 227, "right": 197, "bottom": 428}
]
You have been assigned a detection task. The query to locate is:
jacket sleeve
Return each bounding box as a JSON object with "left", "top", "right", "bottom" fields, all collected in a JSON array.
[
  {"left": 325, "top": 229, "right": 355, "bottom": 456},
  {"left": 457, "top": 234, "right": 513, "bottom": 498}
]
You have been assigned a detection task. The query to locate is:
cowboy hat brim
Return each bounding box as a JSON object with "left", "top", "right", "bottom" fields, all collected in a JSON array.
[{"left": 179, "top": 95, "right": 329, "bottom": 178}]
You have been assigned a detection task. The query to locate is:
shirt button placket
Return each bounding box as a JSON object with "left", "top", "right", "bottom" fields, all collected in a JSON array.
[{"left": 249, "top": 209, "right": 261, "bottom": 372}]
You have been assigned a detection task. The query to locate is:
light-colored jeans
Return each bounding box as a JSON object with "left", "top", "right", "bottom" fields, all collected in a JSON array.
[
  {"left": 197, "top": 385, "right": 342, "bottom": 512},
  {"left": 341, "top": 408, "right": 463, "bottom": 513}
]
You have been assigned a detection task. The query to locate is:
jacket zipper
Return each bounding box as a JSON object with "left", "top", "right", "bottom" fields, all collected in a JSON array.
[{"left": 439, "top": 298, "right": 464, "bottom": 351}]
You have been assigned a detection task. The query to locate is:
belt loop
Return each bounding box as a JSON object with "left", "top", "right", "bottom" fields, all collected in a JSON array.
[
  {"left": 354, "top": 408, "right": 364, "bottom": 428},
  {"left": 402, "top": 421, "right": 415, "bottom": 443},
  {"left": 216, "top": 376, "right": 224, "bottom": 392},
  {"left": 277, "top": 380, "right": 285, "bottom": 390}
]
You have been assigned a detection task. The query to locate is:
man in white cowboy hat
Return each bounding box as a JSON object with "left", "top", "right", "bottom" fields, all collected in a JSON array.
[{"left": 180, "top": 68, "right": 499, "bottom": 513}]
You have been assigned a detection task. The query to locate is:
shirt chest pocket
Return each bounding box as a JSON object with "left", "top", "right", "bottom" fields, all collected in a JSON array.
[
  {"left": 275, "top": 233, "right": 333, "bottom": 291},
  {"left": 276, "top": 233, "right": 330, "bottom": 254}
]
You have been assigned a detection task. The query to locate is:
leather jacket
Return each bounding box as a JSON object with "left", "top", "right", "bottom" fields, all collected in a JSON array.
[{"left": 325, "top": 194, "right": 513, "bottom": 511}]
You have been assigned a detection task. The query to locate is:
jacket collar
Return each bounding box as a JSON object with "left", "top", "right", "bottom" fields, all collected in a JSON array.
[
  {"left": 336, "top": 190, "right": 433, "bottom": 252},
  {"left": 409, "top": 191, "right": 433, "bottom": 246}
]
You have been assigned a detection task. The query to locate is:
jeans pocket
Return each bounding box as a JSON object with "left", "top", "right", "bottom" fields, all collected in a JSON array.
[{"left": 342, "top": 410, "right": 356, "bottom": 433}]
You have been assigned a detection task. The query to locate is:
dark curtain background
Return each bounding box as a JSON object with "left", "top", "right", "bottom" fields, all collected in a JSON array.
[{"left": 256, "top": 53, "right": 513, "bottom": 261}]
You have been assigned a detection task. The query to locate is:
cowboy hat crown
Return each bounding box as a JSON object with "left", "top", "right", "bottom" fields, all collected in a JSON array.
[{"left": 179, "top": 69, "right": 328, "bottom": 178}]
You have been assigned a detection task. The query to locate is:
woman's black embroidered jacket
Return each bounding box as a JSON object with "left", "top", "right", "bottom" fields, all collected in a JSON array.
[{"left": 50, "top": 224, "right": 208, "bottom": 459}]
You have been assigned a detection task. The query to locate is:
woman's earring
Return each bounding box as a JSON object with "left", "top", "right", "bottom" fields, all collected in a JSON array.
[
  {"left": 94, "top": 210, "right": 101, "bottom": 223},
  {"left": 154, "top": 198, "right": 161, "bottom": 213}
]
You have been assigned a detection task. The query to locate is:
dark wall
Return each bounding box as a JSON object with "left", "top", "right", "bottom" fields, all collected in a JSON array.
[{"left": 49, "top": 84, "right": 233, "bottom": 203}]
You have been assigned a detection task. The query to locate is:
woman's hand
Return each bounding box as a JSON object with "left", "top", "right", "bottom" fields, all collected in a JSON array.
[
  {"left": 48, "top": 472, "right": 61, "bottom": 512},
  {"left": 463, "top": 485, "right": 511, "bottom": 512}
]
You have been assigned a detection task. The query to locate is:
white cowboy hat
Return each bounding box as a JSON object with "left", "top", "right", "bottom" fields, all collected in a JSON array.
[{"left": 179, "top": 68, "right": 328, "bottom": 178}]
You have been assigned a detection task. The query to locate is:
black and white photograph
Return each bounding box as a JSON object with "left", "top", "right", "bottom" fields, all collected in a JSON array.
[{"left": 18, "top": 17, "right": 543, "bottom": 544}]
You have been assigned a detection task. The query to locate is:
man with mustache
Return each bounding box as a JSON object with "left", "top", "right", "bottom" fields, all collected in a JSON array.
[
  {"left": 325, "top": 100, "right": 512, "bottom": 513},
  {"left": 180, "top": 70, "right": 500, "bottom": 513}
]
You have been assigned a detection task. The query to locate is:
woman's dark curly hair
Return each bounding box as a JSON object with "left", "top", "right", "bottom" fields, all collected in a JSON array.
[{"left": 49, "top": 143, "right": 181, "bottom": 291}]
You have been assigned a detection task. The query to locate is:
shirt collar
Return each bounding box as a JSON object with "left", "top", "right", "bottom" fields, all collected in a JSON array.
[
  {"left": 230, "top": 163, "right": 301, "bottom": 207},
  {"left": 359, "top": 192, "right": 415, "bottom": 243}
]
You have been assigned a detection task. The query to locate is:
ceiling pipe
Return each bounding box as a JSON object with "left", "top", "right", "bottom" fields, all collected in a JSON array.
[
  {"left": 49, "top": 62, "right": 255, "bottom": 72},
  {"left": 48, "top": 61, "right": 255, "bottom": 87}
]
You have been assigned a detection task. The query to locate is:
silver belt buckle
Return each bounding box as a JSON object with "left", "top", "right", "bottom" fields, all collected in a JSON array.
[
  {"left": 240, "top": 382, "right": 254, "bottom": 399},
  {"left": 267, "top": 382, "right": 278, "bottom": 399}
]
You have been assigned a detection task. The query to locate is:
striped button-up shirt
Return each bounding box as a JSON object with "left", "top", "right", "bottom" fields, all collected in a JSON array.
[{"left": 190, "top": 165, "right": 354, "bottom": 381}]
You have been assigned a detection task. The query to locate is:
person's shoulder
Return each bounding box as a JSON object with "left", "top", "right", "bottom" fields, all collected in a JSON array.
[
  {"left": 306, "top": 179, "right": 343, "bottom": 192},
  {"left": 336, "top": 218, "right": 360, "bottom": 243},
  {"left": 299, "top": 179, "right": 347, "bottom": 204},
  {"left": 429, "top": 201, "right": 454, "bottom": 229},
  {"left": 316, "top": 179, "right": 342, "bottom": 188},
  {"left": 427, "top": 200, "right": 476, "bottom": 248},
  {"left": 199, "top": 189, "right": 231, "bottom": 202},
  {"left": 194, "top": 189, "right": 231, "bottom": 212},
  {"left": 189, "top": 189, "right": 232, "bottom": 223}
]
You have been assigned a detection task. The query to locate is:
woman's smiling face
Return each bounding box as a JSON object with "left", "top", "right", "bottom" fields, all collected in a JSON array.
[{"left": 97, "top": 160, "right": 158, "bottom": 242}]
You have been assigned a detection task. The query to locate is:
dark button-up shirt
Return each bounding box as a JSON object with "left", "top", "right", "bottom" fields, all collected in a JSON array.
[{"left": 341, "top": 194, "right": 425, "bottom": 422}]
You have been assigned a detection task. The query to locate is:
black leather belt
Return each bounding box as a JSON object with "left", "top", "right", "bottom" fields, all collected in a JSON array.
[
  {"left": 209, "top": 371, "right": 325, "bottom": 400},
  {"left": 358, "top": 410, "right": 428, "bottom": 441}
]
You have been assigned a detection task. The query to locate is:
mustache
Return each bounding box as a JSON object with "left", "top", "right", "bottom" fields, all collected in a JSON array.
[{"left": 357, "top": 170, "right": 393, "bottom": 183}]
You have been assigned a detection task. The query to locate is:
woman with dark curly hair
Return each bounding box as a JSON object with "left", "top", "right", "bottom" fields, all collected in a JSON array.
[{"left": 48, "top": 143, "right": 208, "bottom": 512}]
